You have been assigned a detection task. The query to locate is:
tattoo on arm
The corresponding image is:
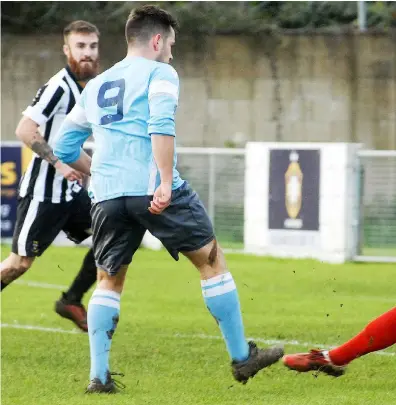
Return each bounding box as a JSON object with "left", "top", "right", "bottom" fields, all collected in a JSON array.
[{"left": 29, "top": 132, "right": 59, "bottom": 166}]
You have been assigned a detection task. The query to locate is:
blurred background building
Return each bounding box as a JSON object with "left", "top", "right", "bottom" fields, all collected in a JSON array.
[
  {"left": 2, "top": 1, "right": 396, "bottom": 149},
  {"left": 1, "top": 2, "right": 396, "bottom": 258}
]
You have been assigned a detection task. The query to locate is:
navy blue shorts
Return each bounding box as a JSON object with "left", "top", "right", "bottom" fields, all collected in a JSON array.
[
  {"left": 91, "top": 182, "right": 215, "bottom": 275},
  {"left": 12, "top": 189, "right": 92, "bottom": 257}
]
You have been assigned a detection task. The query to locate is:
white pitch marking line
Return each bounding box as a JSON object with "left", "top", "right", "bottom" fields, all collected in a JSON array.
[
  {"left": 171, "top": 333, "right": 396, "bottom": 357},
  {"left": 14, "top": 280, "right": 67, "bottom": 290},
  {"left": 1, "top": 324, "right": 394, "bottom": 357},
  {"left": 13, "top": 280, "right": 396, "bottom": 304},
  {"left": 1, "top": 323, "right": 82, "bottom": 334}
]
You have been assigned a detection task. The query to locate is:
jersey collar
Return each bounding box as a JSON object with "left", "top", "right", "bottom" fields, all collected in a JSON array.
[{"left": 65, "top": 65, "right": 84, "bottom": 93}]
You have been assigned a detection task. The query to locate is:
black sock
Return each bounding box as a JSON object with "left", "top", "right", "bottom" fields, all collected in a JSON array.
[
  {"left": 1, "top": 281, "right": 9, "bottom": 291},
  {"left": 63, "top": 248, "right": 97, "bottom": 303}
]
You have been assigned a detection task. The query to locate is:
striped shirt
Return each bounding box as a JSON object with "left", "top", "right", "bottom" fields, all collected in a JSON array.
[{"left": 19, "top": 66, "right": 83, "bottom": 203}]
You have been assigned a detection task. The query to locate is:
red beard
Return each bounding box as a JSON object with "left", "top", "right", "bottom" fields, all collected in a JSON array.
[{"left": 68, "top": 56, "right": 99, "bottom": 81}]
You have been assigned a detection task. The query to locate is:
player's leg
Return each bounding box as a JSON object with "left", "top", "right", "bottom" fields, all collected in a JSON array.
[
  {"left": 58, "top": 248, "right": 96, "bottom": 303},
  {"left": 141, "top": 182, "right": 284, "bottom": 384},
  {"left": 183, "top": 239, "right": 283, "bottom": 383},
  {"left": 54, "top": 247, "right": 95, "bottom": 332},
  {"left": 55, "top": 189, "right": 97, "bottom": 331},
  {"left": 86, "top": 197, "right": 145, "bottom": 394},
  {"left": 183, "top": 239, "right": 251, "bottom": 362},
  {"left": 1, "top": 197, "right": 64, "bottom": 290},
  {"left": 282, "top": 307, "right": 396, "bottom": 376},
  {"left": 329, "top": 306, "right": 396, "bottom": 364},
  {"left": 0, "top": 253, "right": 35, "bottom": 290}
]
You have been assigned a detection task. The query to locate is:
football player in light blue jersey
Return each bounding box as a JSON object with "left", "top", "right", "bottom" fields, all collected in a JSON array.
[{"left": 54, "top": 5, "right": 283, "bottom": 394}]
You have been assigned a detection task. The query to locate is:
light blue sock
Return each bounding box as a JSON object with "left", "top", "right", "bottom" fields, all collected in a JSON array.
[
  {"left": 202, "top": 272, "right": 249, "bottom": 362},
  {"left": 87, "top": 289, "right": 121, "bottom": 384}
]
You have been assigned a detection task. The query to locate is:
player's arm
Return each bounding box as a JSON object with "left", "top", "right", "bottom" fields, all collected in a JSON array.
[
  {"left": 151, "top": 135, "right": 174, "bottom": 185},
  {"left": 16, "top": 82, "right": 82, "bottom": 182},
  {"left": 54, "top": 104, "right": 92, "bottom": 176},
  {"left": 148, "top": 65, "right": 179, "bottom": 214}
]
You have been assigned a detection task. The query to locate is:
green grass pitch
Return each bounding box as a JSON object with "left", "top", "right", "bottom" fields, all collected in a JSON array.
[{"left": 1, "top": 245, "right": 395, "bottom": 405}]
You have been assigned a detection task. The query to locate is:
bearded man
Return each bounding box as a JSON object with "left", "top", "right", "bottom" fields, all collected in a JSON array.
[{"left": 0, "top": 21, "right": 100, "bottom": 333}]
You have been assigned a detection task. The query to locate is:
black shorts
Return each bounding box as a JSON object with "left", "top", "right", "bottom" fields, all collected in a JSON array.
[
  {"left": 91, "top": 181, "right": 215, "bottom": 275},
  {"left": 12, "top": 190, "right": 92, "bottom": 257}
]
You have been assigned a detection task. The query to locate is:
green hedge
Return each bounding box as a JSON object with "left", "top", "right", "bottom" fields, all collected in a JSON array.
[{"left": 2, "top": 2, "right": 396, "bottom": 35}]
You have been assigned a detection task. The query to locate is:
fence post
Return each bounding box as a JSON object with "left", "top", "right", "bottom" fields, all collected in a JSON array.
[
  {"left": 358, "top": 1, "right": 367, "bottom": 32},
  {"left": 208, "top": 152, "right": 216, "bottom": 225},
  {"left": 356, "top": 158, "right": 365, "bottom": 256}
]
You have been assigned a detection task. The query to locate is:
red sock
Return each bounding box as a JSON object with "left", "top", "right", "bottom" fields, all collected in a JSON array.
[{"left": 329, "top": 307, "right": 396, "bottom": 366}]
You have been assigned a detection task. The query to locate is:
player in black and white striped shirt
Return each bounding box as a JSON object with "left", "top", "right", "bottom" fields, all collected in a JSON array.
[{"left": 0, "top": 21, "right": 100, "bottom": 332}]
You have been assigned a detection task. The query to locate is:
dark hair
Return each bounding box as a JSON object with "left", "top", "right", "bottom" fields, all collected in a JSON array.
[
  {"left": 125, "top": 5, "right": 178, "bottom": 44},
  {"left": 63, "top": 20, "right": 100, "bottom": 40}
]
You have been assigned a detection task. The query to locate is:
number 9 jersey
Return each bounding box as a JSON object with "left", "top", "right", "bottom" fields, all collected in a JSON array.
[{"left": 54, "top": 56, "right": 184, "bottom": 203}]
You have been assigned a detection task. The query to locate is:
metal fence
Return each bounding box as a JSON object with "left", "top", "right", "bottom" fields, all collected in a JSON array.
[
  {"left": 3, "top": 142, "right": 394, "bottom": 261},
  {"left": 355, "top": 150, "right": 396, "bottom": 262},
  {"left": 177, "top": 148, "right": 245, "bottom": 250},
  {"left": 178, "top": 147, "right": 396, "bottom": 261}
]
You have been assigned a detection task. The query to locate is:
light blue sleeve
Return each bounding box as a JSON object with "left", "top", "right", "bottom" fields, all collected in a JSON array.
[
  {"left": 147, "top": 64, "right": 179, "bottom": 137},
  {"left": 54, "top": 92, "right": 92, "bottom": 164}
]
